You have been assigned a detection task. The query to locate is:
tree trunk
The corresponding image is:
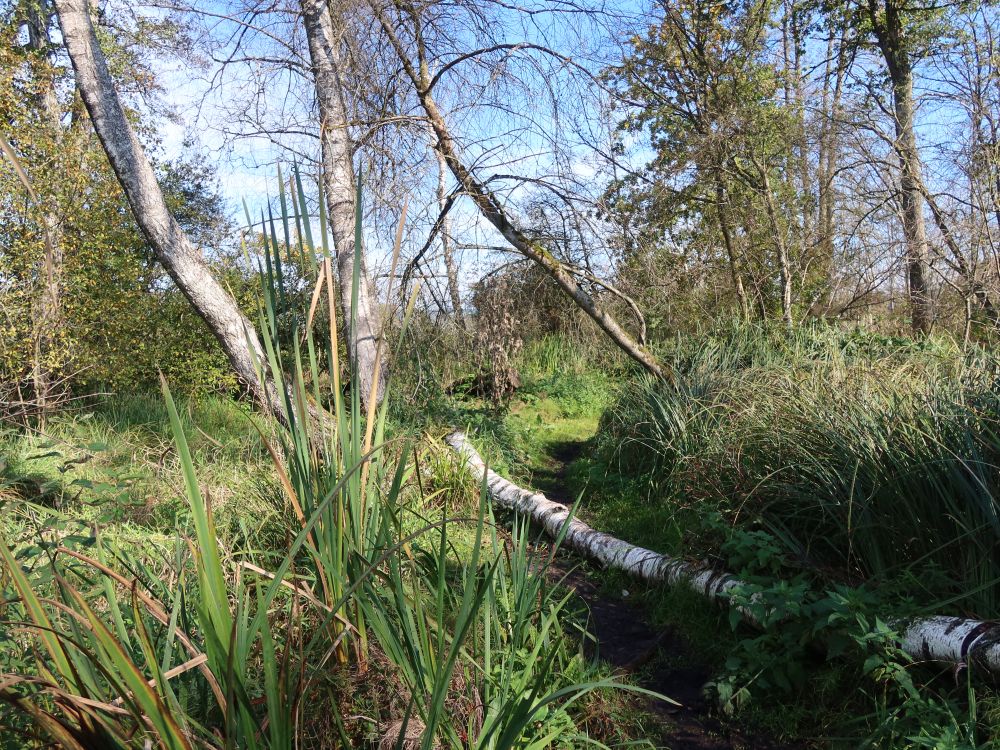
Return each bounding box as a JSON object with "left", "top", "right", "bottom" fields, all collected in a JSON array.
[
  {"left": 448, "top": 430, "right": 1000, "bottom": 675},
  {"left": 754, "top": 155, "right": 794, "bottom": 329},
  {"left": 53, "top": 0, "right": 284, "bottom": 417},
  {"left": 448, "top": 431, "right": 739, "bottom": 597},
  {"left": 300, "top": 0, "right": 385, "bottom": 408},
  {"left": 781, "top": 0, "right": 811, "bottom": 252},
  {"left": 893, "top": 64, "right": 933, "bottom": 335},
  {"left": 26, "top": 1, "right": 65, "bottom": 416},
  {"left": 436, "top": 147, "right": 466, "bottom": 331},
  {"left": 374, "top": 7, "right": 669, "bottom": 382},
  {"left": 869, "top": 0, "right": 932, "bottom": 335},
  {"left": 817, "top": 21, "right": 849, "bottom": 308},
  {"left": 714, "top": 172, "right": 751, "bottom": 322},
  {"left": 918, "top": 180, "right": 1000, "bottom": 328},
  {"left": 790, "top": 5, "right": 813, "bottom": 299}
]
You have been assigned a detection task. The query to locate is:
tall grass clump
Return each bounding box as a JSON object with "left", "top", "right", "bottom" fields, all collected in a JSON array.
[
  {"left": 594, "top": 322, "right": 1000, "bottom": 613},
  {"left": 0, "top": 171, "right": 639, "bottom": 748}
]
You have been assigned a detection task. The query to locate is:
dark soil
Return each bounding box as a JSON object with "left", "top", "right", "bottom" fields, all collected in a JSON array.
[{"left": 536, "top": 438, "right": 799, "bottom": 749}]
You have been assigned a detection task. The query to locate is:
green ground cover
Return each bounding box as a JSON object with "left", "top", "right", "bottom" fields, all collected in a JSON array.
[
  {"left": 5, "top": 324, "right": 1000, "bottom": 748},
  {"left": 449, "top": 326, "right": 1000, "bottom": 748}
]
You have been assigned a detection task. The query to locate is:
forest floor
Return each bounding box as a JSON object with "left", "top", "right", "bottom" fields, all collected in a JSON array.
[{"left": 504, "top": 400, "right": 799, "bottom": 749}]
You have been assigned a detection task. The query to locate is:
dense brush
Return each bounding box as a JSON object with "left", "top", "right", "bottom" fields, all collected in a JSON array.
[{"left": 596, "top": 323, "right": 1000, "bottom": 612}]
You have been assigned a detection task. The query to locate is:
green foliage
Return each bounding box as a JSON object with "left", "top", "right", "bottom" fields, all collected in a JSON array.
[
  {"left": 0, "top": 14, "right": 255, "bottom": 399},
  {"left": 565, "top": 322, "right": 1000, "bottom": 742},
  {"left": 713, "top": 564, "right": 992, "bottom": 748},
  {"left": 517, "top": 336, "right": 616, "bottom": 419},
  {"left": 592, "top": 322, "right": 1000, "bottom": 612},
  {"left": 0, "top": 174, "right": 639, "bottom": 749},
  {"left": 604, "top": 0, "right": 807, "bottom": 329}
]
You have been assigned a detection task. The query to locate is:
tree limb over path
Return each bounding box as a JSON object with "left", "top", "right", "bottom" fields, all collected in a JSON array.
[
  {"left": 371, "top": 1, "right": 668, "bottom": 381},
  {"left": 446, "top": 430, "right": 1000, "bottom": 675}
]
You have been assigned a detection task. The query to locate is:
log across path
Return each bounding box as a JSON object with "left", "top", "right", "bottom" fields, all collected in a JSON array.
[{"left": 446, "top": 430, "right": 1000, "bottom": 675}]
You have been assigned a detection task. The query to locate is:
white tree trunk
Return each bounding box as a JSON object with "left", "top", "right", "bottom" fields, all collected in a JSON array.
[
  {"left": 300, "top": 0, "right": 385, "bottom": 408},
  {"left": 53, "top": 0, "right": 284, "bottom": 417},
  {"left": 436, "top": 147, "right": 465, "bottom": 332},
  {"left": 447, "top": 431, "right": 1000, "bottom": 674},
  {"left": 446, "top": 432, "right": 740, "bottom": 598}
]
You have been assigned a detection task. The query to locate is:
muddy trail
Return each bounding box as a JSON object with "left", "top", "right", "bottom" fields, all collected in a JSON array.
[{"left": 531, "top": 438, "right": 797, "bottom": 750}]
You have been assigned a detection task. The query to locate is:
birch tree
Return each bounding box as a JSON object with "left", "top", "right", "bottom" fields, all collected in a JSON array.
[
  {"left": 52, "top": 0, "right": 287, "bottom": 417},
  {"left": 301, "top": 0, "right": 386, "bottom": 405},
  {"left": 368, "top": 0, "right": 667, "bottom": 380}
]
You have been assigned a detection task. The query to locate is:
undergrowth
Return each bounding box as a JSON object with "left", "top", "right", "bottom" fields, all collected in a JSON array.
[
  {"left": 0, "top": 177, "right": 649, "bottom": 748},
  {"left": 442, "top": 321, "right": 1000, "bottom": 747},
  {"left": 568, "top": 322, "right": 1000, "bottom": 747}
]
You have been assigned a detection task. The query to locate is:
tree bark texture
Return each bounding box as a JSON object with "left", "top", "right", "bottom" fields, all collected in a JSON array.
[
  {"left": 869, "top": 0, "right": 933, "bottom": 335},
  {"left": 714, "top": 172, "right": 751, "bottom": 322},
  {"left": 436, "top": 147, "right": 465, "bottom": 331},
  {"left": 301, "top": 0, "right": 386, "bottom": 408},
  {"left": 26, "top": 1, "right": 65, "bottom": 413}
]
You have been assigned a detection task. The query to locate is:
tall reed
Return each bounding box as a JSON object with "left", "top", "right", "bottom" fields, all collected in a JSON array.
[
  {"left": 0, "top": 170, "right": 638, "bottom": 748},
  {"left": 596, "top": 324, "right": 1000, "bottom": 612}
]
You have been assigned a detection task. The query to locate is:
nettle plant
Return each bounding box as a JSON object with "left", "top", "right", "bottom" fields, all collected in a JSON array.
[{"left": 709, "top": 524, "right": 987, "bottom": 748}]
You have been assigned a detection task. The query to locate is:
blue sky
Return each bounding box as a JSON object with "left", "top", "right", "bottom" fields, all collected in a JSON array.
[{"left": 139, "top": 0, "right": 648, "bottom": 297}]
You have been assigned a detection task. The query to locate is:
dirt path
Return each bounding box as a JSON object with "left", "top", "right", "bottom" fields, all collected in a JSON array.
[{"left": 533, "top": 438, "right": 795, "bottom": 750}]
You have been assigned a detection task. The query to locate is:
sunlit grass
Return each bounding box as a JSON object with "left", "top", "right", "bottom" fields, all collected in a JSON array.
[{"left": 0, "top": 171, "right": 641, "bottom": 749}]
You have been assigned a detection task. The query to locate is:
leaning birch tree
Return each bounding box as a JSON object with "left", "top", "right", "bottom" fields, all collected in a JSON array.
[
  {"left": 52, "top": 0, "right": 287, "bottom": 416},
  {"left": 367, "top": 0, "right": 669, "bottom": 380}
]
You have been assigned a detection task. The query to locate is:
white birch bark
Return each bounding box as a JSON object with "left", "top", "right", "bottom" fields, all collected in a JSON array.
[
  {"left": 300, "top": 0, "right": 385, "bottom": 408},
  {"left": 446, "top": 431, "right": 741, "bottom": 600},
  {"left": 447, "top": 430, "right": 1000, "bottom": 674},
  {"left": 436, "top": 147, "right": 465, "bottom": 332},
  {"left": 53, "top": 0, "right": 284, "bottom": 417},
  {"left": 901, "top": 617, "right": 1000, "bottom": 673}
]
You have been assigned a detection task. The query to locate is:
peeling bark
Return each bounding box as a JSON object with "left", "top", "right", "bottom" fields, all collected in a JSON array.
[
  {"left": 447, "top": 431, "right": 1000, "bottom": 674},
  {"left": 446, "top": 431, "right": 740, "bottom": 600},
  {"left": 901, "top": 617, "right": 1000, "bottom": 673}
]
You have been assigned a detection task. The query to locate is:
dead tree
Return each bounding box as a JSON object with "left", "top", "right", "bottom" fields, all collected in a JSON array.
[{"left": 369, "top": 0, "right": 669, "bottom": 381}]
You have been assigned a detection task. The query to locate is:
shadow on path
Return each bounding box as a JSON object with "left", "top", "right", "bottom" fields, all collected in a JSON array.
[{"left": 534, "top": 436, "right": 800, "bottom": 750}]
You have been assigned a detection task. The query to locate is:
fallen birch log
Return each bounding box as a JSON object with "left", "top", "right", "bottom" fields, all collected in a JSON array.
[{"left": 446, "top": 430, "right": 1000, "bottom": 674}]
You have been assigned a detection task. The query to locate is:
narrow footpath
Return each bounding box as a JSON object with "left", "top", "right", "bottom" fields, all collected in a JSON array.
[{"left": 532, "top": 438, "right": 797, "bottom": 750}]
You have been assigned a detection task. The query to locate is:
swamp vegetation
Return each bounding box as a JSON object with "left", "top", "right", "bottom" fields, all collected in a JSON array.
[{"left": 4, "top": 0, "right": 1000, "bottom": 747}]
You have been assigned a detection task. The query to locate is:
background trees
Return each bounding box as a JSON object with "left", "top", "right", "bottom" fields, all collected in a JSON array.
[
  {"left": 0, "top": 1, "right": 247, "bottom": 413},
  {"left": 3, "top": 0, "right": 1000, "bottom": 407},
  {"left": 603, "top": 0, "right": 1000, "bottom": 338}
]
